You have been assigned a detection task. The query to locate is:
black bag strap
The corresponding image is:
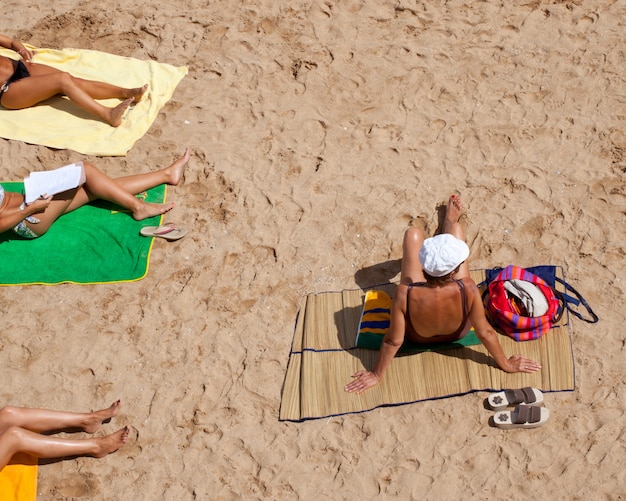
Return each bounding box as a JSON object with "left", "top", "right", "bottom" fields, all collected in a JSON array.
[
  {"left": 551, "top": 289, "right": 566, "bottom": 324},
  {"left": 554, "top": 276, "right": 599, "bottom": 323}
]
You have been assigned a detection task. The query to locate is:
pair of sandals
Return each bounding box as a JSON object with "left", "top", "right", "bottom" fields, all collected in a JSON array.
[{"left": 486, "top": 387, "right": 549, "bottom": 429}]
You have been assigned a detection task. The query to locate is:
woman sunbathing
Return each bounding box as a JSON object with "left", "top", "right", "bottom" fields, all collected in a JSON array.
[
  {"left": 345, "top": 194, "right": 542, "bottom": 394},
  {"left": 0, "top": 400, "right": 129, "bottom": 471},
  {"left": 0, "top": 149, "right": 189, "bottom": 239},
  {"left": 0, "top": 34, "right": 146, "bottom": 127}
]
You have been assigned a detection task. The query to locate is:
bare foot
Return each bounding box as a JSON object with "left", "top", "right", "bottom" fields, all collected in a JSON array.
[
  {"left": 83, "top": 400, "right": 122, "bottom": 434},
  {"left": 442, "top": 194, "right": 463, "bottom": 233},
  {"left": 93, "top": 426, "right": 130, "bottom": 458},
  {"left": 165, "top": 148, "right": 190, "bottom": 186},
  {"left": 108, "top": 98, "right": 134, "bottom": 127},
  {"left": 128, "top": 84, "right": 148, "bottom": 103},
  {"left": 445, "top": 194, "right": 463, "bottom": 222},
  {"left": 132, "top": 201, "right": 175, "bottom": 221}
]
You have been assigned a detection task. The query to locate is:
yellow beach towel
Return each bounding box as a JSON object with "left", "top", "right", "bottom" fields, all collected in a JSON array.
[
  {"left": 0, "top": 459, "right": 37, "bottom": 501},
  {"left": 0, "top": 45, "right": 187, "bottom": 156}
]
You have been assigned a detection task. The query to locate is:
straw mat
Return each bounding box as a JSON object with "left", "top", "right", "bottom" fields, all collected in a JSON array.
[{"left": 279, "top": 269, "right": 575, "bottom": 421}]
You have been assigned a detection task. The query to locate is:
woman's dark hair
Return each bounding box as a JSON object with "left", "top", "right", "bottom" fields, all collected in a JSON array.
[{"left": 423, "top": 264, "right": 462, "bottom": 285}]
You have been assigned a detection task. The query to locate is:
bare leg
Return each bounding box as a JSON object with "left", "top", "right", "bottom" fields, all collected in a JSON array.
[
  {"left": 111, "top": 148, "right": 189, "bottom": 194},
  {"left": 25, "top": 63, "right": 147, "bottom": 101},
  {"left": 0, "top": 425, "right": 129, "bottom": 470},
  {"left": 400, "top": 226, "right": 426, "bottom": 285},
  {"left": 2, "top": 66, "right": 146, "bottom": 126},
  {"left": 25, "top": 150, "right": 190, "bottom": 235},
  {"left": 67, "top": 149, "right": 189, "bottom": 210},
  {"left": 441, "top": 194, "right": 470, "bottom": 279},
  {"left": 66, "top": 162, "right": 175, "bottom": 217},
  {"left": 0, "top": 400, "right": 122, "bottom": 434}
]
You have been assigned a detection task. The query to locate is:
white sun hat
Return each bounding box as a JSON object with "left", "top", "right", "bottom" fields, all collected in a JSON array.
[{"left": 419, "top": 234, "right": 470, "bottom": 277}]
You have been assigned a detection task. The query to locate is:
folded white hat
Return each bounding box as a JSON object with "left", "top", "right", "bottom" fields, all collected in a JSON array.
[
  {"left": 419, "top": 234, "right": 470, "bottom": 277},
  {"left": 504, "top": 279, "right": 549, "bottom": 317}
]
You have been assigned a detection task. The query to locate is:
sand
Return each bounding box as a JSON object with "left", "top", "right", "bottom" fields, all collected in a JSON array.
[{"left": 1, "top": 0, "right": 625, "bottom": 499}]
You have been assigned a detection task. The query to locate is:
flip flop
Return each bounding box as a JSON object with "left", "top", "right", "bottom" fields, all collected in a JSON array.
[
  {"left": 487, "top": 387, "right": 544, "bottom": 411},
  {"left": 493, "top": 405, "right": 549, "bottom": 429},
  {"left": 140, "top": 223, "right": 187, "bottom": 241}
]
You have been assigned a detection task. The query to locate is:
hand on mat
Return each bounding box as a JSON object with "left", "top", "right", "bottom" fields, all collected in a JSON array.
[
  {"left": 344, "top": 370, "right": 380, "bottom": 393},
  {"left": 505, "top": 354, "right": 542, "bottom": 374}
]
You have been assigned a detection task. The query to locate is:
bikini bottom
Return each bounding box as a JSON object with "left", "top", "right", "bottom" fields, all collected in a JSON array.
[{"left": 13, "top": 216, "right": 40, "bottom": 239}]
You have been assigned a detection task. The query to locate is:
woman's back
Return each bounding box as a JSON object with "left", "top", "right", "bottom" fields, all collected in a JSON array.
[{"left": 404, "top": 277, "right": 472, "bottom": 343}]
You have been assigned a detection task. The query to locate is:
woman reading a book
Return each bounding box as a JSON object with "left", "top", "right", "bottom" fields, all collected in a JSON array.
[
  {"left": 0, "top": 400, "right": 129, "bottom": 471},
  {"left": 344, "top": 195, "right": 542, "bottom": 394},
  {"left": 0, "top": 34, "right": 146, "bottom": 127},
  {"left": 0, "top": 149, "right": 189, "bottom": 239}
]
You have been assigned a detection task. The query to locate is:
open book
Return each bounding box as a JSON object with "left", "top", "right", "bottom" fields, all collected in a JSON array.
[{"left": 24, "top": 162, "right": 86, "bottom": 204}]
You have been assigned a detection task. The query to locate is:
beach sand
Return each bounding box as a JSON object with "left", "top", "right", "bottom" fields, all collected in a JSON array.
[{"left": 0, "top": 1, "right": 624, "bottom": 499}]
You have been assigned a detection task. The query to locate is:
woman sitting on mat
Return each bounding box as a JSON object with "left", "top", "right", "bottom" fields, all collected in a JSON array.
[
  {"left": 0, "top": 34, "right": 146, "bottom": 127},
  {"left": 345, "top": 194, "right": 541, "bottom": 394},
  {"left": 0, "top": 400, "right": 129, "bottom": 471},
  {"left": 0, "top": 149, "right": 189, "bottom": 239}
]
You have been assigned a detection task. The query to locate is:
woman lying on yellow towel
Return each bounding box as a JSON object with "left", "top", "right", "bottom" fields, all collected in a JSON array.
[
  {"left": 0, "top": 34, "right": 146, "bottom": 127},
  {"left": 0, "top": 400, "right": 129, "bottom": 471},
  {"left": 345, "top": 194, "right": 542, "bottom": 394}
]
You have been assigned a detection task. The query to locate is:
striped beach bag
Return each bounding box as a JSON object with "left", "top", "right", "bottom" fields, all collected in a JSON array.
[
  {"left": 484, "top": 265, "right": 564, "bottom": 341},
  {"left": 483, "top": 265, "right": 598, "bottom": 341}
]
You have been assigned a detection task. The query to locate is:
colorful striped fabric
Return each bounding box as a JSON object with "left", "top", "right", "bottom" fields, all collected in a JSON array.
[
  {"left": 358, "top": 289, "right": 392, "bottom": 335},
  {"left": 486, "top": 265, "right": 564, "bottom": 341}
]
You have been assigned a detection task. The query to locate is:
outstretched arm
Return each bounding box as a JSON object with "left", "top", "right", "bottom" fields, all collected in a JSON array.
[
  {"left": 344, "top": 289, "right": 407, "bottom": 393},
  {"left": 467, "top": 281, "right": 541, "bottom": 373}
]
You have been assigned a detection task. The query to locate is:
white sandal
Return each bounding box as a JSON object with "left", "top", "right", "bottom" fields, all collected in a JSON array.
[
  {"left": 487, "top": 387, "right": 543, "bottom": 411},
  {"left": 494, "top": 405, "right": 549, "bottom": 429}
]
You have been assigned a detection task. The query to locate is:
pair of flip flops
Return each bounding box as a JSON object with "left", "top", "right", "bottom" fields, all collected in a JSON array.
[
  {"left": 140, "top": 223, "right": 187, "bottom": 241},
  {"left": 486, "top": 387, "right": 549, "bottom": 429}
]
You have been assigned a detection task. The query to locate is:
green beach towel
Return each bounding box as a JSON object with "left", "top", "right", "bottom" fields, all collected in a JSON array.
[
  {"left": 356, "top": 289, "right": 480, "bottom": 352},
  {"left": 0, "top": 182, "right": 166, "bottom": 285}
]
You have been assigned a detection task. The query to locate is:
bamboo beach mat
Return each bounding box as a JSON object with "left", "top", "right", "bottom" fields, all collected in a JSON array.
[{"left": 279, "top": 269, "right": 575, "bottom": 421}]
